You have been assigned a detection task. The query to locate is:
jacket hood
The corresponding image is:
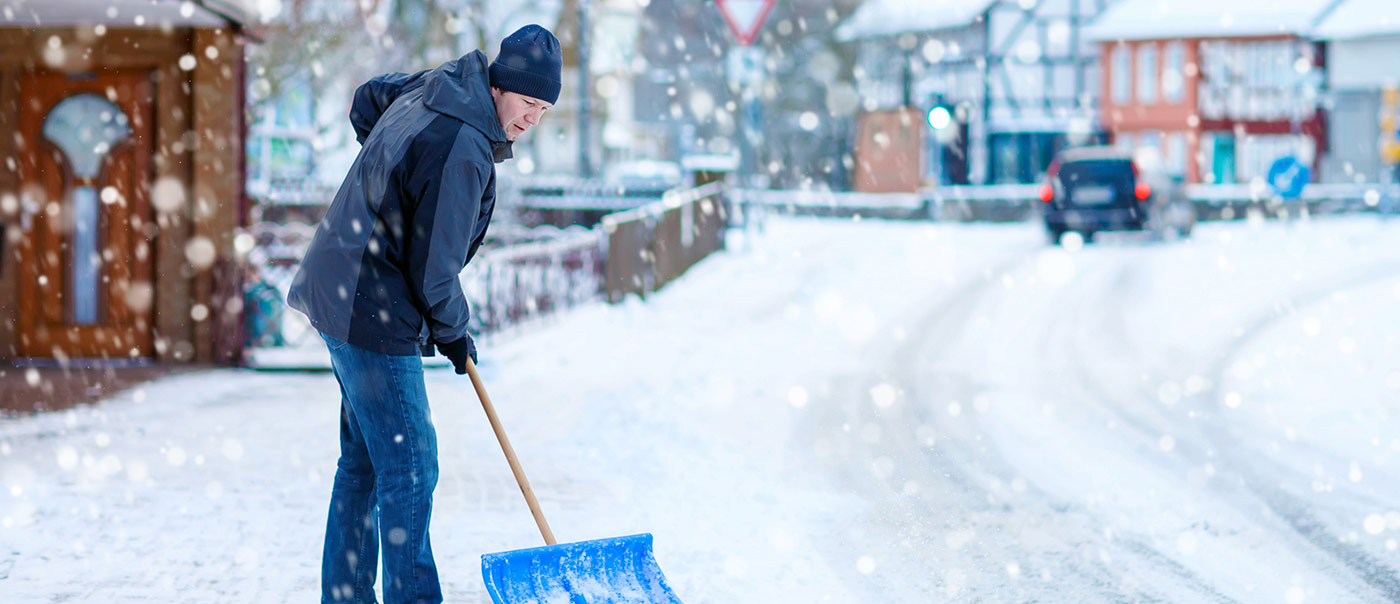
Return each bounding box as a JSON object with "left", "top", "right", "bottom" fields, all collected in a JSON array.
[{"left": 424, "top": 50, "right": 512, "bottom": 159}]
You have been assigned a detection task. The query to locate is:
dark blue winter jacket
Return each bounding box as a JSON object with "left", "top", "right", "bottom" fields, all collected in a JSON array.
[{"left": 288, "top": 50, "right": 511, "bottom": 356}]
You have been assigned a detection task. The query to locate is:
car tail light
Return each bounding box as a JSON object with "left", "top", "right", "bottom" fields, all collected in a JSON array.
[
  {"left": 1039, "top": 184, "right": 1054, "bottom": 202},
  {"left": 1134, "top": 182, "right": 1151, "bottom": 200}
]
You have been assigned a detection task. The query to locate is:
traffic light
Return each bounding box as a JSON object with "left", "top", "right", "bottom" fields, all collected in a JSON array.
[
  {"left": 927, "top": 105, "right": 952, "bottom": 130},
  {"left": 927, "top": 102, "right": 969, "bottom": 184}
]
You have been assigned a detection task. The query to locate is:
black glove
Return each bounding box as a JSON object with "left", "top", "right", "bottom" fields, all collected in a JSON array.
[{"left": 436, "top": 335, "right": 477, "bottom": 375}]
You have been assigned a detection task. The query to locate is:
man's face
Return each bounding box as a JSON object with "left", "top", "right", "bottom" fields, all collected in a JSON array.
[{"left": 491, "top": 88, "right": 551, "bottom": 141}]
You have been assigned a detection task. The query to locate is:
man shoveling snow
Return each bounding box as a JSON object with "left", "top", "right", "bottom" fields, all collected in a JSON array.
[{"left": 287, "top": 24, "right": 560, "bottom": 604}]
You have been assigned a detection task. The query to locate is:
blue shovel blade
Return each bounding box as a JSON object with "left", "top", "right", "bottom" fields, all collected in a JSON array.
[{"left": 481, "top": 533, "right": 683, "bottom": 604}]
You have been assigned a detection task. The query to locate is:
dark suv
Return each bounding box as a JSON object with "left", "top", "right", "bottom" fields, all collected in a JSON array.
[{"left": 1038, "top": 146, "right": 1195, "bottom": 244}]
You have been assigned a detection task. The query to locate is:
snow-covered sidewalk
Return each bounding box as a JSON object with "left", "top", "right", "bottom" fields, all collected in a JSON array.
[
  {"left": 4, "top": 216, "right": 1400, "bottom": 603},
  {"left": 0, "top": 219, "right": 1028, "bottom": 602}
]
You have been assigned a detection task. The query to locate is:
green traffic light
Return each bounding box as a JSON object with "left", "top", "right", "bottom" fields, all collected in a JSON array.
[{"left": 927, "top": 106, "right": 951, "bottom": 129}]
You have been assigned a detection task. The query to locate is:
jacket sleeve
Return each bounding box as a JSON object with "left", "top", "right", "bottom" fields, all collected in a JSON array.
[
  {"left": 464, "top": 188, "right": 495, "bottom": 266},
  {"left": 349, "top": 69, "right": 429, "bottom": 144},
  {"left": 406, "top": 160, "right": 489, "bottom": 345}
]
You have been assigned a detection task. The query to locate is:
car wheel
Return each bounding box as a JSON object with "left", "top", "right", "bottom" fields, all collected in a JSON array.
[{"left": 1046, "top": 226, "right": 1066, "bottom": 245}]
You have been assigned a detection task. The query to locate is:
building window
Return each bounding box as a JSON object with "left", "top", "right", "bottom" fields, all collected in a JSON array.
[
  {"left": 1137, "top": 43, "right": 1158, "bottom": 105},
  {"left": 1197, "top": 41, "right": 1225, "bottom": 119},
  {"left": 1165, "top": 132, "right": 1187, "bottom": 176},
  {"left": 1116, "top": 131, "right": 1135, "bottom": 152},
  {"left": 1112, "top": 44, "right": 1130, "bottom": 105},
  {"left": 988, "top": 133, "right": 1063, "bottom": 184},
  {"left": 1163, "top": 41, "right": 1185, "bottom": 103},
  {"left": 1237, "top": 134, "right": 1315, "bottom": 182},
  {"left": 1139, "top": 130, "right": 1164, "bottom": 165}
]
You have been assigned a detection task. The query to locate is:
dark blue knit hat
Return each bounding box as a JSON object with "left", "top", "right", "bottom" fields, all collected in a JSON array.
[{"left": 489, "top": 25, "right": 562, "bottom": 105}]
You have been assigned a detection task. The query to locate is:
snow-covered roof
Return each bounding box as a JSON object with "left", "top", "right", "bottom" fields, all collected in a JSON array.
[
  {"left": 0, "top": 0, "right": 252, "bottom": 29},
  {"left": 1085, "top": 0, "right": 1338, "bottom": 41},
  {"left": 835, "top": 0, "right": 996, "bottom": 42},
  {"left": 1313, "top": 0, "right": 1400, "bottom": 40}
]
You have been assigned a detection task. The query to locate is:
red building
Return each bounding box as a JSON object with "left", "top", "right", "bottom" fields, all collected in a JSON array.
[{"left": 1087, "top": 1, "right": 1333, "bottom": 184}]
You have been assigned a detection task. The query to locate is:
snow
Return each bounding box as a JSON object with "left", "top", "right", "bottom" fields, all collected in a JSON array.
[
  {"left": 834, "top": 0, "right": 996, "bottom": 42},
  {"left": 679, "top": 154, "right": 739, "bottom": 173},
  {"left": 1313, "top": 0, "right": 1400, "bottom": 40},
  {"left": 6, "top": 216, "right": 1400, "bottom": 601},
  {"left": 1085, "top": 0, "right": 1337, "bottom": 41},
  {"left": 0, "top": 0, "right": 246, "bottom": 28}
]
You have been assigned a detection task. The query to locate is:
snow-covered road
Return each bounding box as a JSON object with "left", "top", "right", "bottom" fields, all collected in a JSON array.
[{"left": 4, "top": 216, "right": 1400, "bottom": 603}]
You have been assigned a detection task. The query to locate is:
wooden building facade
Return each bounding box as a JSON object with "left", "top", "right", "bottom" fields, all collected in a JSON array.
[{"left": 0, "top": 1, "right": 252, "bottom": 365}]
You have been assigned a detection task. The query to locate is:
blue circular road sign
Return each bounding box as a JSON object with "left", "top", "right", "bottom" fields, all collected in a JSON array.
[{"left": 1267, "top": 156, "right": 1310, "bottom": 200}]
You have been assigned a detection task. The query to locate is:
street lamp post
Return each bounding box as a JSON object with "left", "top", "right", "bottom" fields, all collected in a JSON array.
[{"left": 577, "top": 0, "right": 593, "bottom": 178}]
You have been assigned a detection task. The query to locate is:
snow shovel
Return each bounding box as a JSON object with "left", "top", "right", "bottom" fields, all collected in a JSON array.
[{"left": 462, "top": 358, "right": 683, "bottom": 603}]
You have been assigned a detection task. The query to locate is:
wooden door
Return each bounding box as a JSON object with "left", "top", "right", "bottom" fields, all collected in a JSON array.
[{"left": 17, "top": 71, "right": 155, "bottom": 359}]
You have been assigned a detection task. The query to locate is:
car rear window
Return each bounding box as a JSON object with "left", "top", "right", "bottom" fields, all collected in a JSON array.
[{"left": 1056, "top": 159, "right": 1134, "bottom": 189}]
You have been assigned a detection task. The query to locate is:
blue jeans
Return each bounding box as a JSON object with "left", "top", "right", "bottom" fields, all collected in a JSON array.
[{"left": 321, "top": 333, "right": 441, "bottom": 604}]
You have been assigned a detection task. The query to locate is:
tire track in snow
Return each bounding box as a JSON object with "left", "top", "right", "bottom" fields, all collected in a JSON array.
[
  {"left": 1057, "top": 248, "right": 1400, "bottom": 602},
  {"left": 906, "top": 252, "right": 1170, "bottom": 602},
  {"left": 1195, "top": 263, "right": 1400, "bottom": 602},
  {"left": 790, "top": 245, "right": 1048, "bottom": 601},
  {"left": 797, "top": 241, "right": 1172, "bottom": 602},
  {"left": 892, "top": 247, "right": 1195, "bottom": 602},
  {"left": 1050, "top": 253, "right": 1241, "bottom": 603}
]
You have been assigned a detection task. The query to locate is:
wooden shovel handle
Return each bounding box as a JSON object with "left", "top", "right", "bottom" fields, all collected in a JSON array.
[{"left": 463, "top": 357, "right": 558, "bottom": 546}]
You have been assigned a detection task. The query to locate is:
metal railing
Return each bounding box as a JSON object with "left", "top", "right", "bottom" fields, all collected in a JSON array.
[
  {"left": 459, "top": 228, "right": 605, "bottom": 336},
  {"left": 240, "top": 182, "right": 731, "bottom": 367}
]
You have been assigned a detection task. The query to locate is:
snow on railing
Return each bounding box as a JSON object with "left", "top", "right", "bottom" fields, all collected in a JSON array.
[
  {"left": 247, "top": 178, "right": 339, "bottom": 207},
  {"left": 735, "top": 183, "right": 1400, "bottom": 221},
  {"left": 1184, "top": 183, "right": 1400, "bottom": 204},
  {"left": 515, "top": 176, "right": 672, "bottom": 211},
  {"left": 734, "top": 186, "right": 1035, "bottom": 221},
  {"left": 930, "top": 184, "right": 1043, "bottom": 202},
  {"left": 735, "top": 188, "right": 924, "bottom": 210}
]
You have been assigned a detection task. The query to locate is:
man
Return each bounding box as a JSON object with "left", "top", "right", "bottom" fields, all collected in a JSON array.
[{"left": 287, "top": 24, "right": 560, "bottom": 604}]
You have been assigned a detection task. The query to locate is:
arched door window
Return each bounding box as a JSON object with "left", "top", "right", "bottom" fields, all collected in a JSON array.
[{"left": 42, "top": 94, "right": 132, "bottom": 325}]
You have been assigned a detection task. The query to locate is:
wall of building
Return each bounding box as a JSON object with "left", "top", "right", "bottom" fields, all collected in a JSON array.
[
  {"left": 853, "top": 108, "right": 923, "bottom": 192},
  {"left": 0, "top": 26, "right": 245, "bottom": 364},
  {"left": 1100, "top": 36, "right": 1326, "bottom": 184},
  {"left": 849, "top": 1, "right": 1104, "bottom": 186},
  {"left": 1100, "top": 40, "right": 1200, "bottom": 180},
  {"left": 1322, "top": 36, "right": 1400, "bottom": 184},
  {"left": 1328, "top": 37, "right": 1400, "bottom": 91}
]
